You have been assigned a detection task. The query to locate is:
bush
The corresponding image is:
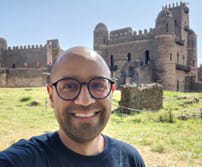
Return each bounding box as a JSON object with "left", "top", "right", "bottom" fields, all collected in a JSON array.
[
  {"left": 20, "top": 97, "right": 31, "bottom": 102},
  {"left": 28, "top": 101, "right": 40, "bottom": 106}
]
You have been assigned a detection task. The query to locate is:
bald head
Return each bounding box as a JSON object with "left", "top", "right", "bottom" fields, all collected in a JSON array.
[{"left": 50, "top": 46, "right": 111, "bottom": 82}]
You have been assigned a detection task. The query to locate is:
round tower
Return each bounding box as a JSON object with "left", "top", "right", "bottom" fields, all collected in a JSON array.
[
  {"left": 0, "top": 37, "right": 7, "bottom": 50},
  {"left": 187, "top": 29, "right": 197, "bottom": 79},
  {"left": 155, "top": 8, "right": 175, "bottom": 35},
  {"left": 0, "top": 37, "right": 8, "bottom": 67},
  {"left": 154, "top": 8, "right": 177, "bottom": 90},
  {"left": 93, "top": 23, "right": 108, "bottom": 50}
]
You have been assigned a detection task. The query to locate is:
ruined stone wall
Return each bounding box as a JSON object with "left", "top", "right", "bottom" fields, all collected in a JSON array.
[
  {"left": 2, "top": 45, "right": 47, "bottom": 69},
  {"left": 0, "top": 68, "right": 45, "bottom": 87},
  {"left": 119, "top": 83, "right": 163, "bottom": 113}
]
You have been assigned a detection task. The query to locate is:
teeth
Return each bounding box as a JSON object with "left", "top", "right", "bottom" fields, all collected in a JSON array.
[{"left": 74, "top": 113, "right": 96, "bottom": 118}]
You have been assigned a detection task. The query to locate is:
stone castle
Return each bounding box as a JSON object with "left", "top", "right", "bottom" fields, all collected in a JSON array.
[
  {"left": 0, "top": 2, "right": 201, "bottom": 91},
  {"left": 93, "top": 2, "right": 201, "bottom": 91},
  {"left": 0, "top": 39, "right": 62, "bottom": 87}
]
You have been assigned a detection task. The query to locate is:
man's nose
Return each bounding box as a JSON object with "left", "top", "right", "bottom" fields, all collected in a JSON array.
[{"left": 74, "top": 85, "right": 96, "bottom": 106}]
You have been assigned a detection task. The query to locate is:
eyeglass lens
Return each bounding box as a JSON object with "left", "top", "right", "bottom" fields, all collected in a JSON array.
[{"left": 56, "top": 78, "right": 111, "bottom": 100}]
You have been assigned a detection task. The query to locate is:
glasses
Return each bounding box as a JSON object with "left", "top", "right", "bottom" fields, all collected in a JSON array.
[{"left": 52, "top": 77, "right": 114, "bottom": 101}]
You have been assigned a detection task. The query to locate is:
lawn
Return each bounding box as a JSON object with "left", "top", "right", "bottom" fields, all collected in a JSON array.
[{"left": 0, "top": 88, "right": 202, "bottom": 167}]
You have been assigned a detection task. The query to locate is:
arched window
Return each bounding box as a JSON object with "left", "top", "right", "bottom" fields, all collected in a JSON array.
[
  {"left": 177, "top": 52, "right": 180, "bottom": 64},
  {"left": 193, "top": 60, "right": 195, "bottom": 67},
  {"left": 12, "top": 64, "right": 15, "bottom": 68},
  {"left": 127, "top": 53, "right": 131, "bottom": 62},
  {"left": 110, "top": 55, "right": 114, "bottom": 67},
  {"left": 145, "top": 50, "right": 150, "bottom": 65}
]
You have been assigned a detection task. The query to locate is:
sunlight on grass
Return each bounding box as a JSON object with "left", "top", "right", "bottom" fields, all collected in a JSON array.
[{"left": 0, "top": 88, "right": 202, "bottom": 166}]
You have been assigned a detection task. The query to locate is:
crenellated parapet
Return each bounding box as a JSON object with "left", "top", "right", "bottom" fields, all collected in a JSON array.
[
  {"left": 162, "top": 2, "right": 188, "bottom": 9},
  {"left": 133, "top": 28, "right": 155, "bottom": 40},
  {"left": 6, "top": 44, "right": 44, "bottom": 51},
  {"left": 108, "top": 27, "right": 155, "bottom": 44}
]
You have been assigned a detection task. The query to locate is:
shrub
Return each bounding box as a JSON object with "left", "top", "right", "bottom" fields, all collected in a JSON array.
[{"left": 20, "top": 97, "right": 31, "bottom": 102}]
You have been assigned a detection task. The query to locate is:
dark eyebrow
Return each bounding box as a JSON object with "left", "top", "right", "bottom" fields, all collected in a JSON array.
[
  {"left": 55, "top": 75, "right": 111, "bottom": 82},
  {"left": 52, "top": 76, "right": 113, "bottom": 84}
]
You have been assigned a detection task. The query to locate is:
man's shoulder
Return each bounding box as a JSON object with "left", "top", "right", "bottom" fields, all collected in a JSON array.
[
  {"left": 0, "top": 132, "right": 58, "bottom": 167},
  {"left": 105, "top": 135, "right": 145, "bottom": 166},
  {"left": 7, "top": 131, "right": 57, "bottom": 149},
  {"left": 106, "top": 135, "right": 138, "bottom": 153}
]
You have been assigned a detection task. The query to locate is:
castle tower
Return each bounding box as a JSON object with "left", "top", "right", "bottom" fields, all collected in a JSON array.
[
  {"left": 94, "top": 23, "right": 108, "bottom": 47},
  {"left": 187, "top": 29, "right": 197, "bottom": 80},
  {"left": 168, "top": 2, "right": 189, "bottom": 41},
  {"left": 93, "top": 23, "right": 109, "bottom": 62},
  {"left": 0, "top": 37, "right": 7, "bottom": 68},
  {"left": 154, "top": 8, "right": 177, "bottom": 90},
  {"left": 46, "top": 39, "right": 61, "bottom": 65},
  {"left": 154, "top": 2, "right": 195, "bottom": 91}
]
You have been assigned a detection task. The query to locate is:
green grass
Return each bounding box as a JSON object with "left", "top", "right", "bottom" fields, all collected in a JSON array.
[{"left": 0, "top": 88, "right": 202, "bottom": 166}]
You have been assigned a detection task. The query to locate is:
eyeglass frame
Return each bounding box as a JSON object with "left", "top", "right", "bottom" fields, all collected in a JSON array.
[{"left": 51, "top": 76, "right": 115, "bottom": 101}]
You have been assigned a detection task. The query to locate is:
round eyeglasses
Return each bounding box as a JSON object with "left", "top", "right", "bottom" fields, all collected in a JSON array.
[{"left": 52, "top": 77, "right": 115, "bottom": 101}]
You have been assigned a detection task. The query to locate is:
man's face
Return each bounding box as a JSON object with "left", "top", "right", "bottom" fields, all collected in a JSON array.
[{"left": 47, "top": 52, "right": 112, "bottom": 143}]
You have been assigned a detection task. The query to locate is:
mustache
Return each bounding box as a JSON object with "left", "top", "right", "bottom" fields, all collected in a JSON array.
[{"left": 66, "top": 104, "right": 104, "bottom": 113}]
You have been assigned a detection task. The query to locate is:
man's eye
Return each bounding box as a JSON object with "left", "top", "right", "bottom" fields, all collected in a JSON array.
[
  {"left": 63, "top": 83, "right": 78, "bottom": 90},
  {"left": 91, "top": 82, "right": 105, "bottom": 90}
]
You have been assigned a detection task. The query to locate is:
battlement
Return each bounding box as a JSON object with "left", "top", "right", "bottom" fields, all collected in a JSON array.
[
  {"left": 162, "top": 2, "right": 188, "bottom": 10},
  {"left": 7, "top": 44, "right": 44, "bottom": 51},
  {"left": 109, "top": 27, "right": 155, "bottom": 44}
]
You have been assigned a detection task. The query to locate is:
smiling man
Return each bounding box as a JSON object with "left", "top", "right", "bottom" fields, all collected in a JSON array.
[{"left": 0, "top": 46, "right": 145, "bottom": 167}]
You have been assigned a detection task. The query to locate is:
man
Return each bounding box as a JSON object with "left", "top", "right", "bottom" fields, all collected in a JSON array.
[{"left": 0, "top": 46, "right": 145, "bottom": 167}]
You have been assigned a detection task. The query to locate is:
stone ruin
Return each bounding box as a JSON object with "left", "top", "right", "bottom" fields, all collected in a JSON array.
[{"left": 118, "top": 83, "right": 163, "bottom": 113}]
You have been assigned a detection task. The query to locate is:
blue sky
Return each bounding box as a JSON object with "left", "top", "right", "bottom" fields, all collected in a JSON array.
[{"left": 0, "top": 0, "right": 201, "bottom": 65}]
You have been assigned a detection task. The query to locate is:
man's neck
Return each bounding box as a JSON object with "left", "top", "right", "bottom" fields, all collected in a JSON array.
[{"left": 58, "top": 129, "right": 105, "bottom": 156}]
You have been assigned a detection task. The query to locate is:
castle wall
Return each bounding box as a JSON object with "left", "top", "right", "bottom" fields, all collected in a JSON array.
[
  {"left": 2, "top": 45, "right": 47, "bottom": 68},
  {"left": 0, "top": 68, "right": 45, "bottom": 87},
  {"left": 0, "top": 69, "right": 7, "bottom": 87},
  {"left": 106, "top": 39, "right": 154, "bottom": 78}
]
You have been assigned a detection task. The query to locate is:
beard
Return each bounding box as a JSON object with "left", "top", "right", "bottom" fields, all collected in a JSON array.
[{"left": 57, "top": 103, "right": 111, "bottom": 143}]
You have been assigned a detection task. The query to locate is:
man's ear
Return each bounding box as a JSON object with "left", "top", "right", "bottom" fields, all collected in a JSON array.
[
  {"left": 47, "top": 84, "right": 54, "bottom": 108},
  {"left": 111, "top": 83, "right": 116, "bottom": 93}
]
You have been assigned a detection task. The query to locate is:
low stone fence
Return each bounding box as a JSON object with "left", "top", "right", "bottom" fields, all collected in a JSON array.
[{"left": 118, "top": 83, "right": 163, "bottom": 113}]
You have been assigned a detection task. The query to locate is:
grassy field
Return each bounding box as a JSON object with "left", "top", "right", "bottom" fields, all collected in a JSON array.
[{"left": 0, "top": 87, "right": 202, "bottom": 167}]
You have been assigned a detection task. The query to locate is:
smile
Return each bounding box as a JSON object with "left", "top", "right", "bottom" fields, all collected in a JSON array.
[{"left": 73, "top": 112, "right": 99, "bottom": 118}]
